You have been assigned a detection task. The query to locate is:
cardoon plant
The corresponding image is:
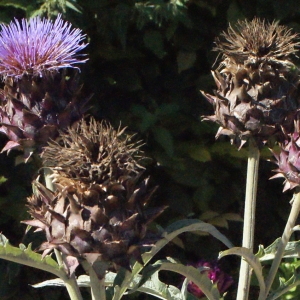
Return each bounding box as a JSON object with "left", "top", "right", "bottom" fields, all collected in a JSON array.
[
  {"left": 0, "top": 15, "right": 89, "bottom": 157},
  {"left": 0, "top": 14, "right": 235, "bottom": 300},
  {"left": 202, "top": 18, "right": 300, "bottom": 300},
  {"left": 4, "top": 11, "right": 300, "bottom": 300}
]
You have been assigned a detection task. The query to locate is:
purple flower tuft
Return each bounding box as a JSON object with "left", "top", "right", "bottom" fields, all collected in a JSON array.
[
  {"left": 0, "top": 14, "right": 88, "bottom": 80},
  {"left": 187, "top": 260, "right": 233, "bottom": 298}
]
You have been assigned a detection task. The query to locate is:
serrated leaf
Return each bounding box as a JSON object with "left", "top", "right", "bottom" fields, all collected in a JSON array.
[
  {"left": 266, "top": 273, "right": 300, "bottom": 300},
  {"left": 0, "top": 233, "right": 64, "bottom": 279},
  {"left": 219, "top": 247, "right": 265, "bottom": 300},
  {"left": 115, "top": 219, "right": 233, "bottom": 300},
  {"left": 258, "top": 239, "right": 300, "bottom": 261},
  {"left": 135, "top": 261, "right": 220, "bottom": 300},
  {"left": 142, "top": 219, "right": 233, "bottom": 266}
]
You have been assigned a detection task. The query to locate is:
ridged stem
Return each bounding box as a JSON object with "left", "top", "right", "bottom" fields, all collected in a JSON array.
[
  {"left": 264, "top": 191, "right": 300, "bottom": 297},
  {"left": 236, "top": 139, "right": 260, "bottom": 300},
  {"left": 44, "top": 169, "right": 83, "bottom": 300},
  {"left": 81, "top": 260, "right": 106, "bottom": 300}
]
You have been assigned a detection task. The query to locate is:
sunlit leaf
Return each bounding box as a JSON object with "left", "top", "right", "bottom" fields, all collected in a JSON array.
[
  {"left": 0, "top": 233, "right": 64, "bottom": 279},
  {"left": 219, "top": 247, "right": 265, "bottom": 300},
  {"left": 134, "top": 261, "right": 220, "bottom": 300}
]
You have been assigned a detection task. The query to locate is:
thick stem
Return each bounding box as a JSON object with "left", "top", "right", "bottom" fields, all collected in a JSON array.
[
  {"left": 64, "top": 277, "right": 84, "bottom": 300},
  {"left": 236, "top": 139, "right": 260, "bottom": 300},
  {"left": 44, "top": 169, "right": 83, "bottom": 300},
  {"left": 264, "top": 191, "right": 300, "bottom": 297},
  {"left": 81, "top": 260, "right": 106, "bottom": 300}
]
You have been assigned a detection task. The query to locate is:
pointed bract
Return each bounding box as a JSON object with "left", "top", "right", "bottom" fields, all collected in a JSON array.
[{"left": 202, "top": 18, "right": 300, "bottom": 148}]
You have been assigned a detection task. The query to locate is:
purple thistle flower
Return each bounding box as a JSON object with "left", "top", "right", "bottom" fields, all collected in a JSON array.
[
  {"left": 186, "top": 260, "right": 233, "bottom": 298},
  {"left": 0, "top": 14, "right": 88, "bottom": 80}
]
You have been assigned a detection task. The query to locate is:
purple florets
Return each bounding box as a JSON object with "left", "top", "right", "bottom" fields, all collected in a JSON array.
[
  {"left": 0, "top": 14, "right": 88, "bottom": 80},
  {"left": 187, "top": 260, "right": 233, "bottom": 298}
]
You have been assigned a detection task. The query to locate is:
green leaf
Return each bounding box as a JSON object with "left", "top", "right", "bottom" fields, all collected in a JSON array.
[
  {"left": 0, "top": 233, "right": 65, "bottom": 279},
  {"left": 188, "top": 146, "right": 211, "bottom": 162},
  {"left": 177, "top": 51, "right": 197, "bottom": 73},
  {"left": 266, "top": 273, "right": 300, "bottom": 300},
  {"left": 0, "top": 0, "right": 31, "bottom": 10},
  {"left": 219, "top": 247, "right": 265, "bottom": 300},
  {"left": 135, "top": 261, "right": 220, "bottom": 300},
  {"left": 258, "top": 239, "right": 300, "bottom": 262},
  {"left": 66, "top": 0, "right": 82, "bottom": 13},
  {"left": 114, "top": 219, "right": 232, "bottom": 300},
  {"left": 41, "top": 271, "right": 183, "bottom": 300},
  {"left": 143, "top": 30, "right": 166, "bottom": 59},
  {"left": 143, "top": 219, "right": 233, "bottom": 265},
  {"left": 0, "top": 176, "right": 7, "bottom": 185},
  {"left": 131, "top": 104, "right": 158, "bottom": 132},
  {"left": 153, "top": 126, "right": 174, "bottom": 157}
]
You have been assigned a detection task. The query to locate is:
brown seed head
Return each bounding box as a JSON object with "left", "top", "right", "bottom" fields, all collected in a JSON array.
[
  {"left": 42, "top": 117, "right": 145, "bottom": 184},
  {"left": 215, "top": 18, "right": 300, "bottom": 66}
]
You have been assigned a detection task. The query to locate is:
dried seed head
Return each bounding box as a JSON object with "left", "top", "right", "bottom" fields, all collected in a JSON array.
[
  {"left": 42, "top": 117, "right": 145, "bottom": 183},
  {"left": 23, "top": 120, "right": 166, "bottom": 274},
  {"left": 202, "top": 18, "right": 300, "bottom": 149},
  {"left": 215, "top": 18, "right": 299, "bottom": 66}
]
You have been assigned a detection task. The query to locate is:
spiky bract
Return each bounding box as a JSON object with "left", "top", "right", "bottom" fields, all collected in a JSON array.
[
  {"left": 0, "top": 72, "right": 89, "bottom": 155},
  {"left": 0, "top": 14, "right": 87, "bottom": 80},
  {"left": 270, "top": 122, "right": 300, "bottom": 191},
  {"left": 202, "top": 18, "right": 300, "bottom": 148}
]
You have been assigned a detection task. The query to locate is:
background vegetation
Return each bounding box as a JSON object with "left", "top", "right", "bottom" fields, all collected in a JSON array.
[{"left": 0, "top": 0, "right": 299, "bottom": 299}]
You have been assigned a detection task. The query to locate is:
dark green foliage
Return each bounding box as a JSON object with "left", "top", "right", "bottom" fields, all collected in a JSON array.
[{"left": 0, "top": 0, "right": 299, "bottom": 299}]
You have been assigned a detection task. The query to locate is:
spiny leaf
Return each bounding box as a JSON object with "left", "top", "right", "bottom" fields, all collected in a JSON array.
[
  {"left": 267, "top": 273, "right": 300, "bottom": 300},
  {"left": 0, "top": 233, "right": 64, "bottom": 279},
  {"left": 35, "top": 271, "right": 183, "bottom": 300},
  {"left": 114, "top": 219, "right": 232, "bottom": 299},
  {"left": 219, "top": 247, "right": 265, "bottom": 300},
  {"left": 149, "top": 219, "right": 233, "bottom": 259},
  {"left": 134, "top": 261, "right": 220, "bottom": 300},
  {"left": 258, "top": 239, "right": 300, "bottom": 261}
]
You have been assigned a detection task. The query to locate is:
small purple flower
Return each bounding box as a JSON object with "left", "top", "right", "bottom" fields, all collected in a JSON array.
[
  {"left": 0, "top": 14, "right": 87, "bottom": 80},
  {"left": 187, "top": 260, "right": 233, "bottom": 298}
]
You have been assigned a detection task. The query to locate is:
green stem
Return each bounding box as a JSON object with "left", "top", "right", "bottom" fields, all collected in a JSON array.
[
  {"left": 264, "top": 191, "right": 300, "bottom": 298},
  {"left": 44, "top": 167, "right": 55, "bottom": 191},
  {"left": 236, "top": 139, "right": 260, "bottom": 300},
  {"left": 64, "top": 276, "right": 84, "bottom": 300},
  {"left": 81, "top": 260, "right": 106, "bottom": 300},
  {"left": 44, "top": 169, "right": 83, "bottom": 300}
]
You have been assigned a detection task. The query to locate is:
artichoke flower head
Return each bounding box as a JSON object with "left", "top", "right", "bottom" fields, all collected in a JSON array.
[
  {"left": 0, "top": 15, "right": 89, "bottom": 158},
  {"left": 23, "top": 118, "right": 166, "bottom": 275},
  {"left": 202, "top": 18, "right": 300, "bottom": 149}
]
